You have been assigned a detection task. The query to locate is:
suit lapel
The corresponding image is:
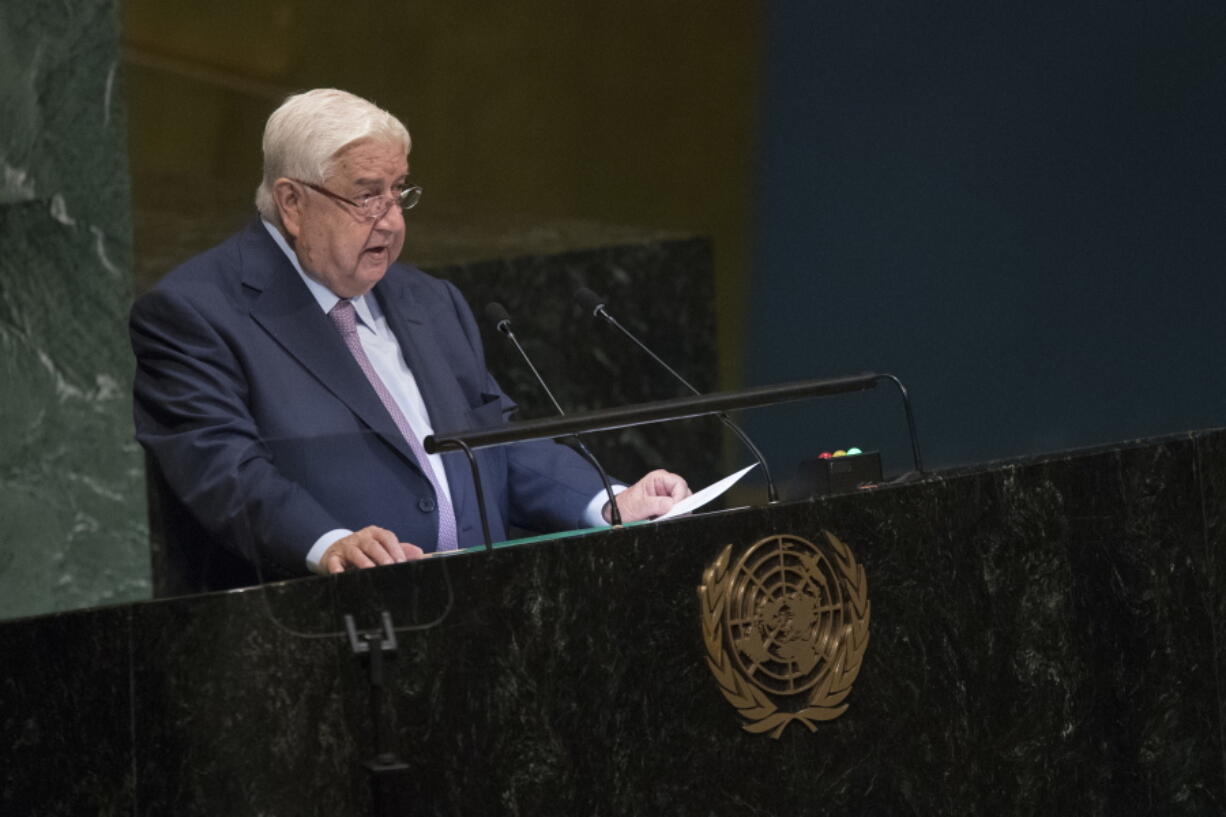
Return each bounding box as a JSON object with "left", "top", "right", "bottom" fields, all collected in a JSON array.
[
  {"left": 239, "top": 222, "right": 423, "bottom": 473},
  {"left": 375, "top": 275, "right": 478, "bottom": 526}
]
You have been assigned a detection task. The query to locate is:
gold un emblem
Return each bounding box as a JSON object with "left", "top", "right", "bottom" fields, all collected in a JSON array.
[{"left": 699, "top": 531, "right": 870, "bottom": 738}]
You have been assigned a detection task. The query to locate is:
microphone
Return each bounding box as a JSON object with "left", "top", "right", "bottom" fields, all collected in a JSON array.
[
  {"left": 483, "top": 302, "right": 623, "bottom": 526},
  {"left": 573, "top": 287, "right": 779, "bottom": 503}
]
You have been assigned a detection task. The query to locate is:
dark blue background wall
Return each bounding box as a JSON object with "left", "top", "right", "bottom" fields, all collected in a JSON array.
[{"left": 748, "top": 2, "right": 1226, "bottom": 476}]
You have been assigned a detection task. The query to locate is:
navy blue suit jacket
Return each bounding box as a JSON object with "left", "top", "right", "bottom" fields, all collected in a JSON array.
[{"left": 131, "top": 219, "right": 606, "bottom": 579}]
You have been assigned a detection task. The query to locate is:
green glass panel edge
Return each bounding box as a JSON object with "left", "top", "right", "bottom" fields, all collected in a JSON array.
[{"left": 437, "top": 520, "right": 653, "bottom": 557}]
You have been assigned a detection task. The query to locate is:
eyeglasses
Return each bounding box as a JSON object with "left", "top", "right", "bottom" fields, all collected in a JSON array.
[{"left": 294, "top": 179, "right": 422, "bottom": 222}]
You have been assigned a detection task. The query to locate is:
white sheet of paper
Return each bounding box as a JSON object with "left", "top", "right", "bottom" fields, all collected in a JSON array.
[{"left": 656, "top": 463, "right": 758, "bottom": 520}]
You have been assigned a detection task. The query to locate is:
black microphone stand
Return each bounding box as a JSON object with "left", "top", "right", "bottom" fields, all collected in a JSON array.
[
  {"left": 485, "top": 303, "right": 624, "bottom": 526},
  {"left": 574, "top": 288, "right": 780, "bottom": 503}
]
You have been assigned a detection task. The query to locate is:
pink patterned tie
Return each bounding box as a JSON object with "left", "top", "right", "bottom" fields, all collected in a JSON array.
[{"left": 329, "top": 300, "right": 458, "bottom": 551}]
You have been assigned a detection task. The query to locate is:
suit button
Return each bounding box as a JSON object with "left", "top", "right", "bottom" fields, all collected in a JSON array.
[{"left": 418, "top": 496, "right": 436, "bottom": 513}]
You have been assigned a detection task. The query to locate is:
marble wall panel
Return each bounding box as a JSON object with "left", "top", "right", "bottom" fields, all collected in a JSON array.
[{"left": 0, "top": 0, "right": 147, "bottom": 620}]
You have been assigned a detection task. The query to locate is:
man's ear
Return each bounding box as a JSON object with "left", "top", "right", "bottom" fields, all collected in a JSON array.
[{"left": 273, "top": 179, "right": 303, "bottom": 238}]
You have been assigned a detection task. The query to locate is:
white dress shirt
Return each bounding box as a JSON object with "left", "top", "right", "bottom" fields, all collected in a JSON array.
[{"left": 261, "top": 220, "right": 615, "bottom": 572}]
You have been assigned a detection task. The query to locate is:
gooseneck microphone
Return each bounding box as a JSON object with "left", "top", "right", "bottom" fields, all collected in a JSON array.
[
  {"left": 574, "top": 287, "right": 779, "bottom": 503},
  {"left": 483, "top": 302, "right": 623, "bottom": 526}
]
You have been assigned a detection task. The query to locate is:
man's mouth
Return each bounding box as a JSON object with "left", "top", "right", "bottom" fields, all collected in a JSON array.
[{"left": 362, "top": 245, "right": 389, "bottom": 260}]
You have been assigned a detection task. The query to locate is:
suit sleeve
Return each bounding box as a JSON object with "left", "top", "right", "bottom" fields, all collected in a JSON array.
[
  {"left": 130, "top": 287, "right": 341, "bottom": 576},
  {"left": 440, "top": 282, "right": 614, "bottom": 532}
]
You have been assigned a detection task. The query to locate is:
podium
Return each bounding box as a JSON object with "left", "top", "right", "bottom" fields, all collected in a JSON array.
[{"left": 3, "top": 427, "right": 1225, "bottom": 815}]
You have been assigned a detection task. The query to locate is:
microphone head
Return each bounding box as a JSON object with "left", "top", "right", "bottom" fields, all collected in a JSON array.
[
  {"left": 574, "top": 287, "right": 606, "bottom": 316},
  {"left": 484, "top": 301, "right": 512, "bottom": 333}
]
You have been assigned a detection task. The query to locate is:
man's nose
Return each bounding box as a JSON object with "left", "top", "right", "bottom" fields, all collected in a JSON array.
[{"left": 372, "top": 200, "right": 404, "bottom": 231}]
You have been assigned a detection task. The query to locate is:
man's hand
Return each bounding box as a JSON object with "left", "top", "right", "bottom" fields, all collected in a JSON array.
[
  {"left": 322, "top": 525, "right": 426, "bottom": 574},
  {"left": 603, "top": 469, "right": 691, "bottom": 523}
]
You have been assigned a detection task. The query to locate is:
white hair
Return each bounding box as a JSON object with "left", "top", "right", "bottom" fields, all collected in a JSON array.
[{"left": 254, "top": 88, "right": 411, "bottom": 224}]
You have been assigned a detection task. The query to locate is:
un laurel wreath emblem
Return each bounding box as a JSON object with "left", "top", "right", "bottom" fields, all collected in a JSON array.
[{"left": 698, "top": 531, "right": 870, "bottom": 739}]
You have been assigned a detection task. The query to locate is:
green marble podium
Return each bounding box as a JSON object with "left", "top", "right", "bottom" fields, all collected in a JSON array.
[{"left": 3, "top": 428, "right": 1225, "bottom": 815}]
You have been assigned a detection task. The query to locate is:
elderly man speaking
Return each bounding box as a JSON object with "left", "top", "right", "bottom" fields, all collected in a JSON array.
[{"left": 130, "top": 88, "right": 689, "bottom": 585}]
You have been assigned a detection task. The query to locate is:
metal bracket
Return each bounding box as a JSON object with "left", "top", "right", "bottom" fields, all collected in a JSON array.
[
  {"left": 344, "top": 611, "right": 398, "bottom": 655},
  {"left": 344, "top": 610, "right": 409, "bottom": 814}
]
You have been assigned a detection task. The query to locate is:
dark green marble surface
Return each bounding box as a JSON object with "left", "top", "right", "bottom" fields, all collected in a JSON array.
[
  {"left": 0, "top": 0, "right": 148, "bottom": 619},
  {"left": 3, "top": 429, "right": 1225, "bottom": 815},
  {"left": 434, "top": 236, "right": 723, "bottom": 489},
  {"left": 0, "top": 603, "right": 134, "bottom": 815}
]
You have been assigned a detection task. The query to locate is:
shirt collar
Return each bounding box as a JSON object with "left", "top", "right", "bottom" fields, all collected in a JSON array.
[{"left": 261, "top": 218, "right": 379, "bottom": 329}]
